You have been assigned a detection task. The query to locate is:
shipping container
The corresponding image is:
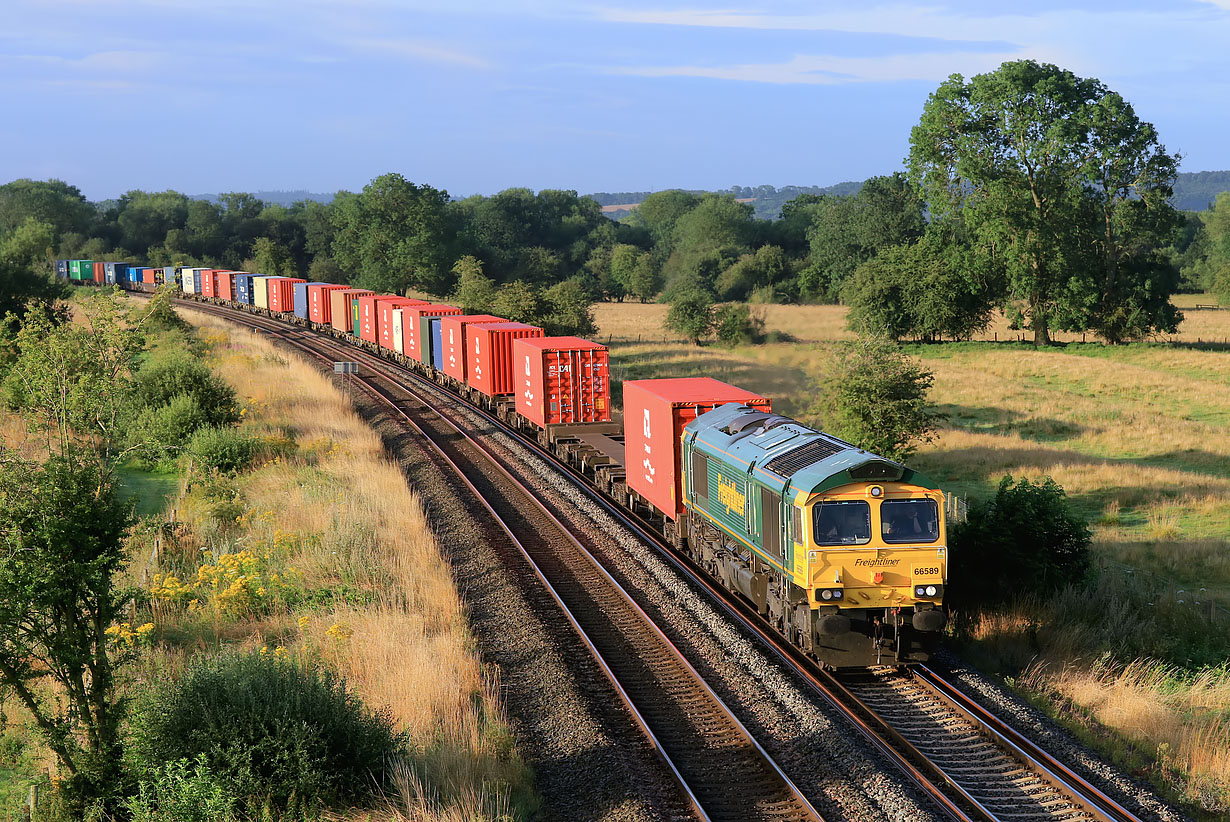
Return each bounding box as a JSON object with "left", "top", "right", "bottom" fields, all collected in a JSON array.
[
  {"left": 69, "top": 260, "right": 94, "bottom": 280},
  {"left": 218, "top": 271, "right": 240, "bottom": 302},
  {"left": 292, "top": 281, "right": 329, "bottom": 320},
  {"left": 268, "top": 277, "right": 304, "bottom": 314},
  {"left": 401, "top": 304, "right": 462, "bottom": 362},
  {"left": 376, "top": 297, "right": 428, "bottom": 350},
  {"left": 142, "top": 267, "right": 156, "bottom": 285},
  {"left": 439, "top": 315, "right": 506, "bottom": 382},
  {"left": 622, "top": 379, "right": 771, "bottom": 521},
  {"left": 180, "top": 269, "right": 193, "bottom": 293},
  {"left": 329, "top": 289, "right": 372, "bottom": 334},
  {"left": 55, "top": 260, "right": 69, "bottom": 278},
  {"left": 467, "top": 322, "right": 544, "bottom": 397},
  {"left": 308, "top": 284, "right": 347, "bottom": 324},
  {"left": 161, "top": 266, "right": 174, "bottom": 285},
  {"left": 103, "top": 262, "right": 130, "bottom": 285},
  {"left": 231, "top": 274, "right": 252, "bottom": 304},
  {"left": 252, "top": 276, "right": 275, "bottom": 309},
  {"left": 355, "top": 295, "right": 382, "bottom": 343},
  {"left": 201, "top": 269, "right": 217, "bottom": 298},
  {"left": 92, "top": 262, "right": 104, "bottom": 284},
  {"left": 513, "top": 337, "right": 612, "bottom": 427},
  {"left": 429, "top": 317, "right": 445, "bottom": 370}
]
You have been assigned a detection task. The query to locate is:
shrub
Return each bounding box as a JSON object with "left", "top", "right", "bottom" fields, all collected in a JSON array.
[
  {"left": 713, "top": 303, "right": 765, "bottom": 346},
  {"left": 948, "top": 475, "right": 1092, "bottom": 609},
  {"left": 134, "top": 349, "right": 239, "bottom": 429},
  {"left": 130, "top": 652, "right": 404, "bottom": 814},
  {"left": 810, "top": 336, "right": 942, "bottom": 461},
  {"left": 136, "top": 393, "right": 209, "bottom": 455},
  {"left": 664, "top": 291, "right": 715, "bottom": 344},
  {"left": 125, "top": 757, "right": 237, "bottom": 822},
  {"left": 186, "top": 426, "right": 261, "bottom": 473}
]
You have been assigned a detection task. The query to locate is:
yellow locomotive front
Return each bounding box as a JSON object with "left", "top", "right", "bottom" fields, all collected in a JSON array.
[
  {"left": 798, "top": 480, "right": 947, "bottom": 664},
  {"left": 682, "top": 402, "right": 947, "bottom": 667}
]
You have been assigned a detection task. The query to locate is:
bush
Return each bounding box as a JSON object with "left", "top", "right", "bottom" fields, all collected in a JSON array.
[
  {"left": 125, "top": 757, "right": 237, "bottom": 822},
  {"left": 948, "top": 475, "right": 1092, "bottom": 609},
  {"left": 810, "top": 336, "right": 942, "bottom": 461},
  {"left": 186, "top": 426, "right": 261, "bottom": 473},
  {"left": 664, "top": 291, "right": 715, "bottom": 344},
  {"left": 136, "top": 393, "right": 210, "bottom": 455},
  {"left": 130, "top": 652, "right": 404, "bottom": 814},
  {"left": 713, "top": 303, "right": 765, "bottom": 346},
  {"left": 134, "top": 350, "right": 238, "bottom": 428}
]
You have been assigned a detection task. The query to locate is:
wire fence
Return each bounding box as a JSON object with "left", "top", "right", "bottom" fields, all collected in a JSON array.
[{"left": 944, "top": 492, "right": 969, "bottom": 523}]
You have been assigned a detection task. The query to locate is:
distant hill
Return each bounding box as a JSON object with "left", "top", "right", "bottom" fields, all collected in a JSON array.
[
  {"left": 586, "top": 182, "right": 863, "bottom": 220},
  {"left": 587, "top": 173, "right": 1230, "bottom": 219},
  {"left": 189, "top": 190, "right": 334, "bottom": 207},
  {"left": 1172, "top": 171, "right": 1230, "bottom": 211}
]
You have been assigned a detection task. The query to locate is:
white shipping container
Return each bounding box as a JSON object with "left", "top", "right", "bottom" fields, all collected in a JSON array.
[
  {"left": 252, "top": 276, "right": 270, "bottom": 309},
  {"left": 392, "top": 309, "right": 405, "bottom": 354}
]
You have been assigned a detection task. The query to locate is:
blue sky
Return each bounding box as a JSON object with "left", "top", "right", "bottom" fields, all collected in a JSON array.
[{"left": 3, "top": 0, "right": 1229, "bottom": 201}]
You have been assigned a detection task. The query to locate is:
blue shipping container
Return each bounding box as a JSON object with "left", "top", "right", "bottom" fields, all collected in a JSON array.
[
  {"left": 292, "top": 281, "right": 329, "bottom": 320},
  {"left": 192, "top": 271, "right": 202, "bottom": 293},
  {"left": 235, "top": 274, "right": 254, "bottom": 305},
  {"left": 55, "top": 260, "right": 69, "bottom": 278},
  {"left": 430, "top": 317, "right": 444, "bottom": 371}
]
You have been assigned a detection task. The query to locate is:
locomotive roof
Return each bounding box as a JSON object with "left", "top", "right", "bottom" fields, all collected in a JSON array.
[{"left": 684, "top": 403, "right": 939, "bottom": 494}]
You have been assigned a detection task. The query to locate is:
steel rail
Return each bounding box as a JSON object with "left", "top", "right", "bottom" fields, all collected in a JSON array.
[
  {"left": 176, "top": 298, "right": 823, "bottom": 822},
  {"left": 166, "top": 295, "right": 1148, "bottom": 822}
]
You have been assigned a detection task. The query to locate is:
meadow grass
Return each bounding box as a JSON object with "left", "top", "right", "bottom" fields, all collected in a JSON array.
[
  {"left": 127, "top": 308, "right": 534, "bottom": 820},
  {"left": 596, "top": 296, "right": 1230, "bottom": 815}
]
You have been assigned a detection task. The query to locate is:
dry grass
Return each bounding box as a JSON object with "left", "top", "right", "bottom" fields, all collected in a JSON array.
[
  {"left": 143, "top": 307, "right": 530, "bottom": 819},
  {"left": 1024, "top": 660, "right": 1230, "bottom": 812},
  {"left": 595, "top": 298, "right": 1230, "bottom": 814}
]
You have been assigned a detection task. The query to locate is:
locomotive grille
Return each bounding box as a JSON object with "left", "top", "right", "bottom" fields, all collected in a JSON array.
[{"left": 764, "top": 438, "right": 844, "bottom": 476}]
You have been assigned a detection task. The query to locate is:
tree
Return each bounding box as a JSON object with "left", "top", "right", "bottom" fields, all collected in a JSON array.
[
  {"left": 0, "top": 253, "right": 67, "bottom": 331},
  {"left": 712, "top": 303, "right": 765, "bottom": 346},
  {"left": 909, "top": 59, "right": 1182, "bottom": 344},
  {"left": 450, "top": 255, "right": 496, "bottom": 313},
  {"left": 810, "top": 337, "right": 942, "bottom": 461},
  {"left": 0, "top": 452, "right": 134, "bottom": 813},
  {"left": 636, "top": 190, "right": 701, "bottom": 251},
  {"left": 246, "top": 237, "right": 297, "bottom": 277},
  {"left": 543, "top": 277, "right": 597, "bottom": 337},
  {"left": 664, "top": 291, "right": 715, "bottom": 345},
  {"left": 332, "top": 174, "right": 452, "bottom": 295},
  {"left": 799, "top": 174, "right": 925, "bottom": 302},
  {"left": 948, "top": 476, "right": 1091, "bottom": 608},
  {"left": 491, "top": 280, "right": 544, "bottom": 324},
  {"left": 627, "top": 252, "right": 661, "bottom": 303},
  {"left": 844, "top": 234, "right": 997, "bottom": 341},
  {"left": 0, "top": 179, "right": 94, "bottom": 239}
]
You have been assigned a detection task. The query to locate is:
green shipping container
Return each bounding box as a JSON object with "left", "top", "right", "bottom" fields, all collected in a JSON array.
[
  {"left": 70, "top": 260, "right": 95, "bottom": 280},
  {"left": 352, "top": 301, "right": 360, "bottom": 336}
]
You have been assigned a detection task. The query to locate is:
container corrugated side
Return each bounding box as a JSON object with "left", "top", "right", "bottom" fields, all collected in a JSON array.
[
  {"left": 430, "top": 318, "right": 445, "bottom": 370},
  {"left": 252, "top": 276, "right": 273, "bottom": 309},
  {"left": 309, "top": 284, "right": 346, "bottom": 324},
  {"left": 468, "top": 322, "right": 544, "bottom": 397},
  {"left": 622, "top": 379, "right": 771, "bottom": 521},
  {"left": 439, "top": 315, "right": 506, "bottom": 382},
  {"left": 376, "top": 297, "right": 429, "bottom": 350},
  {"left": 293, "top": 282, "right": 328, "bottom": 320},
  {"left": 405, "top": 304, "right": 462, "bottom": 362},
  {"left": 513, "top": 337, "right": 611, "bottom": 428},
  {"left": 269, "top": 277, "right": 304, "bottom": 314}
]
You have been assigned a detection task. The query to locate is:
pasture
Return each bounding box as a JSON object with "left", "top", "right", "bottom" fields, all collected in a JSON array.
[{"left": 596, "top": 297, "right": 1230, "bottom": 814}]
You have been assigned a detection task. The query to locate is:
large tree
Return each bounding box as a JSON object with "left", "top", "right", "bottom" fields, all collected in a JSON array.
[
  {"left": 909, "top": 60, "right": 1182, "bottom": 344},
  {"left": 332, "top": 174, "right": 453, "bottom": 295}
]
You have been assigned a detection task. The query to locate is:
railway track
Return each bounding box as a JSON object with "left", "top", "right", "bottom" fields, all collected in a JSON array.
[
  {"left": 170, "top": 296, "right": 1150, "bottom": 822},
  {"left": 180, "top": 300, "right": 822, "bottom": 822}
]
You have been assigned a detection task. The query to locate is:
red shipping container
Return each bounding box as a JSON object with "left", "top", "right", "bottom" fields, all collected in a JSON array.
[
  {"left": 623, "top": 379, "right": 771, "bottom": 521},
  {"left": 402, "top": 304, "right": 462, "bottom": 362},
  {"left": 330, "top": 289, "right": 373, "bottom": 333},
  {"left": 356, "top": 295, "right": 381, "bottom": 343},
  {"left": 309, "top": 284, "right": 347, "bottom": 324},
  {"left": 467, "top": 322, "right": 544, "bottom": 397},
  {"left": 92, "top": 262, "right": 104, "bottom": 284},
  {"left": 439, "top": 315, "right": 506, "bottom": 381},
  {"left": 200, "top": 269, "right": 217, "bottom": 298},
  {"left": 217, "top": 271, "right": 239, "bottom": 302},
  {"left": 514, "top": 337, "right": 611, "bottom": 427},
  {"left": 268, "top": 277, "right": 304, "bottom": 314},
  {"left": 376, "top": 297, "right": 428, "bottom": 350},
  {"left": 141, "top": 267, "right": 156, "bottom": 284}
]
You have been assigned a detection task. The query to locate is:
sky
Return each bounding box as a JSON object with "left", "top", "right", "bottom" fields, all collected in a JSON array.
[{"left": 3, "top": 0, "right": 1230, "bottom": 202}]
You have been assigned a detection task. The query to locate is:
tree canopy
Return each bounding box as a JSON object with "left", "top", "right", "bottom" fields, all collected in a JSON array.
[{"left": 909, "top": 59, "right": 1182, "bottom": 343}]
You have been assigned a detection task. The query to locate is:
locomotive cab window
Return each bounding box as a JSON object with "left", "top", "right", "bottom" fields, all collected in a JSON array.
[
  {"left": 813, "top": 501, "right": 871, "bottom": 546},
  {"left": 880, "top": 499, "right": 939, "bottom": 544}
]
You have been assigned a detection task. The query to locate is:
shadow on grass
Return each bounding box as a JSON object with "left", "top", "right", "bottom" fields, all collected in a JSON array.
[{"left": 936, "top": 404, "right": 1087, "bottom": 443}]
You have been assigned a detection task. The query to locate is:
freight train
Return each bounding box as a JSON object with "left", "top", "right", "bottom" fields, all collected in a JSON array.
[{"left": 65, "top": 261, "right": 948, "bottom": 667}]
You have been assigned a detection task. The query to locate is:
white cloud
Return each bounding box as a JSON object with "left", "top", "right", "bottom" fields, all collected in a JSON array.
[
  {"left": 344, "top": 37, "right": 491, "bottom": 68},
  {"left": 609, "top": 48, "right": 1038, "bottom": 85}
]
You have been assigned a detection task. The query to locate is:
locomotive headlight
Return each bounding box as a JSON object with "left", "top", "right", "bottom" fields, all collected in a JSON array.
[
  {"left": 925, "top": 585, "right": 938, "bottom": 597},
  {"left": 820, "top": 589, "right": 833, "bottom": 601},
  {"left": 915, "top": 586, "right": 926, "bottom": 596},
  {"left": 832, "top": 589, "right": 843, "bottom": 600}
]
